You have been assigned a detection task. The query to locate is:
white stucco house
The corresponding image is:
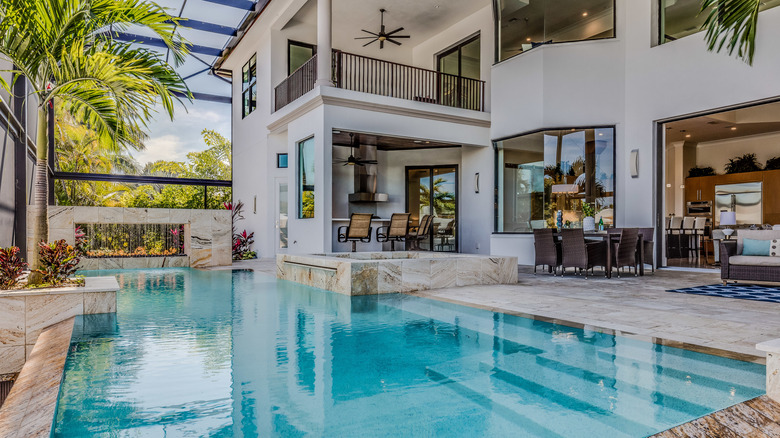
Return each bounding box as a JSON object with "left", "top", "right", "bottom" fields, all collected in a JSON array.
[{"left": 213, "top": 0, "right": 780, "bottom": 267}]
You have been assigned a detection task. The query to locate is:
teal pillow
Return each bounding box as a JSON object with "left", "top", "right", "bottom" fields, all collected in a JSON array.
[{"left": 743, "top": 238, "right": 771, "bottom": 256}]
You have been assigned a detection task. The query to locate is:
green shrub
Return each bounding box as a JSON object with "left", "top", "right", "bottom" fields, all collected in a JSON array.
[
  {"left": 688, "top": 166, "right": 716, "bottom": 178},
  {"left": 0, "top": 247, "right": 27, "bottom": 289},
  {"left": 34, "top": 240, "right": 80, "bottom": 285},
  {"left": 766, "top": 157, "right": 780, "bottom": 170},
  {"left": 725, "top": 153, "right": 762, "bottom": 174}
]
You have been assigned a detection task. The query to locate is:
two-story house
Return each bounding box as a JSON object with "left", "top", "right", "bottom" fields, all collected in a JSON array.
[{"left": 215, "top": 0, "right": 780, "bottom": 268}]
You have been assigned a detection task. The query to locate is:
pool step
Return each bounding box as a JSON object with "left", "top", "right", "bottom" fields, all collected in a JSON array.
[
  {"left": 426, "top": 354, "right": 638, "bottom": 438},
  {"left": 593, "top": 343, "right": 765, "bottom": 388}
]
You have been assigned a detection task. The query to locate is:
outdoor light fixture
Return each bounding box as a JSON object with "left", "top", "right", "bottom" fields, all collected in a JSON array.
[
  {"left": 475, "top": 173, "right": 480, "bottom": 193},
  {"left": 630, "top": 149, "right": 639, "bottom": 178}
]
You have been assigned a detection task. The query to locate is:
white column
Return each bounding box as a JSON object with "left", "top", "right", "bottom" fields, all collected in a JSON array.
[{"left": 316, "top": 0, "right": 333, "bottom": 87}]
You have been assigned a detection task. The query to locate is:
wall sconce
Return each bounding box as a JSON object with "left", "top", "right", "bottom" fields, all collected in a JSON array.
[
  {"left": 630, "top": 149, "right": 639, "bottom": 178},
  {"left": 253, "top": 195, "right": 257, "bottom": 214},
  {"left": 474, "top": 173, "right": 480, "bottom": 193}
]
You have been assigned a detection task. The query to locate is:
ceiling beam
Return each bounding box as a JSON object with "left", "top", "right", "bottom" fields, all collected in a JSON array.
[
  {"left": 174, "top": 90, "right": 231, "bottom": 104},
  {"left": 201, "top": 0, "right": 256, "bottom": 11},
  {"left": 175, "top": 18, "right": 237, "bottom": 36},
  {"left": 112, "top": 33, "right": 222, "bottom": 57}
]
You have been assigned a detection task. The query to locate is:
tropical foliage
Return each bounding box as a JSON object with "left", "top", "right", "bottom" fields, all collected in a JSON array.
[
  {"left": 34, "top": 240, "right": 81, "bottom": 285},
  {"left": 688, "top": 166, "right": 717, "bottom": 178},
  {"left": 0, "top": 247, "right": 27, "bottom": 289},
  {"left": 0, "top": 0, "right": 189, "bottom": 280},
  {"left": 725, "top": 153, "right": 762, "bottom": 174},
  {"left": 55, "top": 128, "right": 232, "bottom": 208},
  {"left": 227, "top": 201, "right": 256, "bottom": 260},
  {"left": 701, "top": 0, "right": 762, "bottom": 64}
]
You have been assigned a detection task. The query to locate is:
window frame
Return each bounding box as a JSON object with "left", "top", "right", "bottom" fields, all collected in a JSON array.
[
  {"left": 288, "top": 40, "right": 317, "bottom": 76},
  {"left": 241, "top": 54, "right": 257, "bottom": 118},
  {"left": 435, "top": 33, "right": 481, "bottom": 80},
  {"left": 492, "top": 0, "right": 617, "bottom": 64},
  {"left": 297, "top": 137, "right": 315, "bottom": 219},
  {"left": 277, "top": 153, "right": 289, "bottom": 169},
  {"left": 492, "top": 125, "right": 617, "bottom": 234}
]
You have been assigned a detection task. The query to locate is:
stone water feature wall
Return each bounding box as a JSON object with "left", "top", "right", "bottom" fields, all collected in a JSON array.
[{"left": 27, "top": 207, "right": 232, "bottom": 268}]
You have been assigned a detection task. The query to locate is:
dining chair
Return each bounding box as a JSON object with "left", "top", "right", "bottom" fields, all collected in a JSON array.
[
  {"left": 560, "top": 229, "right": 607, "bottom": 278},
  {"left": 407, "top": 215, "right": 433, "bottom": 251},
  {"left": 637, "top": 227, "right": 655, "bottom": 273},
  {"left": 376, "top": 213, "right": 411, "bottom": 251},
  {"left": 337, "top": 213, "right": 374, "bottom": 252},
  {"left": 612, "top": 228, "right": 639, "bottom": 277},
  {"left": 533, "top": 229, "right": 561, "bottom": 275}
]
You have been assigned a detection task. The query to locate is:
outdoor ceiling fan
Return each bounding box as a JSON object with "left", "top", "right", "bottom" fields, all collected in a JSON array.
[
  {"left": 334, "top": 133, "right": 378, "bottom": 167},
  {"left": 355, "top": 9, "right": 410, "bottom": 49}
]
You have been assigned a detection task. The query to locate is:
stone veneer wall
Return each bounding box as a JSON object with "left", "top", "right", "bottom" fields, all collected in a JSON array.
[
  {"left": 0, "top": 277, "right": 119, "bottom": 375},
  {"left": 277, "top": 252, "right": 518, "bottom": 295},
  {"left": 28, "top": 206, "right": 232, "bottom": 268}
]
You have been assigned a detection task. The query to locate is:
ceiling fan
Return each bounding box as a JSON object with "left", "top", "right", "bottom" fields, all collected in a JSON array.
[
  {"left": 355, "top": 9, "right": 410, "bottom": 49},
  {"left": 334, "top": 133, "right": 378, "bottom": 166}
]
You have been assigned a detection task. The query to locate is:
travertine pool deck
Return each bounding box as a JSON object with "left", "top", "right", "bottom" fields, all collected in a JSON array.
[{"left": 0, "top": 317, "right": 74, "bottom": 437}]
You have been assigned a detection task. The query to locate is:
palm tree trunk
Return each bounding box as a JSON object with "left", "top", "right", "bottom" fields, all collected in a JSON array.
[{"left": 27, "top": 106, "right": 49, "bottom": 284}]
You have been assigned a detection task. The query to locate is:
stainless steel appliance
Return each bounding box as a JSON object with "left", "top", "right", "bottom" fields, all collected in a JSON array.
[
  {"left": 714, "top": 182, "right": 763, "bottom": 225},
  {"left": 686, "top": 201, "right": 712, "bottom": 217}
]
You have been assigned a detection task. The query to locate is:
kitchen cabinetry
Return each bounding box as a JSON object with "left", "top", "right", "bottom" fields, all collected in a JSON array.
[{"left": 686, "top": 169, "right": 780, "bottom": 224}]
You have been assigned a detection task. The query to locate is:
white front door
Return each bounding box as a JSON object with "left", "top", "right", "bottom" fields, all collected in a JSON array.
[{"left": 275, "top": 178, "right": 289, "bottom": 253}]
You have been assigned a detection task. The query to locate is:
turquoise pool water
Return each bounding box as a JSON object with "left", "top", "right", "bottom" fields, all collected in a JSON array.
[{"left": 54, "top": 269, "right": 765, "bottom": 437}]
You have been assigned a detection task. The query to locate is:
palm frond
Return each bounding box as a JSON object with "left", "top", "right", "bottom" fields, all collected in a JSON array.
[{"left": 701, "top": 0, "right": 762, "bottom": 64}]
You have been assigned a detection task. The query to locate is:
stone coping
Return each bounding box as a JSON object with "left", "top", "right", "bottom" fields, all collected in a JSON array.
[
  {"left": 757, "top": 339, "right": 780, "bottom": 354},
  {"left": 0, "top": 317, "right": 74, "bottom": 437},
  {"left": 0, "top": 276, "right": 119, "bottom": 297}
]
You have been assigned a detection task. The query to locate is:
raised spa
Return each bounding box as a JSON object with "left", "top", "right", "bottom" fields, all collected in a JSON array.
[{"left": 276, "top": 252, "right": 518, "bottom": 295}]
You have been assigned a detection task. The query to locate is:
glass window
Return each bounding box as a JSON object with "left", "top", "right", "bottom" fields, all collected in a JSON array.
[
  {"left": 660, "top": 0, "right": 780, "bottom": 44},
  {"left": 242, "top": 55, "right": 257, "bottom": 118},
  {"left": 298, "top": 137, "right": 315, "bottom": 219},
  {"left": 494, "top": 0, "right": 615, "bottom": 62},
  {"left": 495, "top": 127, "right": 614, "bottom": 232},
  {"left": 289, "top": 40, "right": 316, "bottom": 75},
  {"left": 277, "top": 153, "right": 288, "bottom": 168}
]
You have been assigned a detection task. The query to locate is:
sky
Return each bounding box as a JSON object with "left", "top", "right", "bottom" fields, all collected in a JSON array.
[{"left": 131, "top": 99, "right": 232, "bottom": 165}]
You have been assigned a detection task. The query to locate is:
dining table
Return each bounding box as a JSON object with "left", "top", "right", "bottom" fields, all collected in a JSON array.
[{"left": 554, "top": 230, "right": 645, "bottom": 279}]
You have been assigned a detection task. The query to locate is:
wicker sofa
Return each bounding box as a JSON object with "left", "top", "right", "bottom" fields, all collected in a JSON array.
[{"left": 720, "top": 229, "right": 780, "bottom": 285}]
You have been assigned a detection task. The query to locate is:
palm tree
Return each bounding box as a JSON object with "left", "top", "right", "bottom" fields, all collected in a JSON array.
[
  {"left": 0, "top": 0, "right": 189, "bottom": 282},
  {"left": 701, "top": 0, "right": 762, "bottom": 64}
]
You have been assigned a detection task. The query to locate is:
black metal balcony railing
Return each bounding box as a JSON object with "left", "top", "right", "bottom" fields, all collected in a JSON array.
[{"left": 274, "top": 50, "right": 486, "bottom": 112}]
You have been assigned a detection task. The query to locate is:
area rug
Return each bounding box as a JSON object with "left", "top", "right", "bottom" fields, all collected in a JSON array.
[{"left": 667, "top": 284, "right": 780, "bottom": 303}]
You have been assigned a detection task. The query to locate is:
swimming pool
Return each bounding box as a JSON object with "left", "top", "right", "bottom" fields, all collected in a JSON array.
[{"left": 54, "top": 269, "right": 765, "bottom": 437}]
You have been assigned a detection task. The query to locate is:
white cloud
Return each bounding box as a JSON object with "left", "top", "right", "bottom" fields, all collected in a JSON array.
[{"left": 130, "top": 100, "right": 231, "bottom": 166}]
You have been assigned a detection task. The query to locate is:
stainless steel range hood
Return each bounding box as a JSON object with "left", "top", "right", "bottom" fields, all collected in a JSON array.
[{"left": 348, "top": 144, "right": 388, "bottom": 203}]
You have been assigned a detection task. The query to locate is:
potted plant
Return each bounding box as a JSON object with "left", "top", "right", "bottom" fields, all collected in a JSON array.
[{"left": 581, "top": 201, "right": 597, "bottom": 232}]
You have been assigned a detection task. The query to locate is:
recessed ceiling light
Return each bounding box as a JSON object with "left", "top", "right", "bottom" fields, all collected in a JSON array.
[
  {"left": 582, "top": 11, "right": 588, "bottom": 16},
  {"left": 685, "top": 134, "right": 691, "bottom": 138},
  {"left": 598, "top": 133, "right": 603, "bottom": 136},
  {"left": 333, "top": 130, "right": 341, "bottom": 134},
  {"left": 730, "top": 126, "right": 737, "bottom": 130},
  {"left": 526, "top": 37, "right": 531, "bottom": 41},
  {"left": 414, "top": 140, "right": 422, "bottom": 144}
]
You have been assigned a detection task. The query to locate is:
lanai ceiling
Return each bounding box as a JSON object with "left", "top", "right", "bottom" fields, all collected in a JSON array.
[{"left": 286, "top": 0, "right": 489, "bottom": 60}]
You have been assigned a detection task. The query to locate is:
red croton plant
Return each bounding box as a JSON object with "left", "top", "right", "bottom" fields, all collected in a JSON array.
[
  {"left": 34, "top": 240, "right": 81, "bottom": 285},
  {"left": 0, "top": 246, "right": 28, "bottom": 289}
]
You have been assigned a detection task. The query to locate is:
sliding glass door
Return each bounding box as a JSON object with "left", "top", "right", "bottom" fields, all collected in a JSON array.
[{"left": 406, "top": 166, "right": 458, "bottom": 252}]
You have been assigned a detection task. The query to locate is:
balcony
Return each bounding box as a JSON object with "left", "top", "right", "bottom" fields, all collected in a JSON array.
[{"left": 274, "top": 50, "right": 486, "bottom": 113}]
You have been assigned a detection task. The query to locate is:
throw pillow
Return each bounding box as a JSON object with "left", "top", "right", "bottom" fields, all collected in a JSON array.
[
  {"left": 772, "top": 239, "right": 780, "bottom": 257},
  {"left": 743, "top": 238, "right": 771, "bottom": 256}
]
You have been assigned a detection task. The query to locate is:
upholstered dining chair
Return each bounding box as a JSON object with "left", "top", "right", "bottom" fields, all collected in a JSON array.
[
  {"left": 337, "top": 213, "right": 374, "bottom": 252},
  {"left": 533, "top": 228, "right": 561, "bottom": 275},
  {"left": 560, "top": 229, "right": 607, "bottom": 278},
  {"left": 377, "top": 213, "right": 411, "bottom": 251},
  {"left": 612, "top": 228, "right": 639, "bottom": 277}
]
